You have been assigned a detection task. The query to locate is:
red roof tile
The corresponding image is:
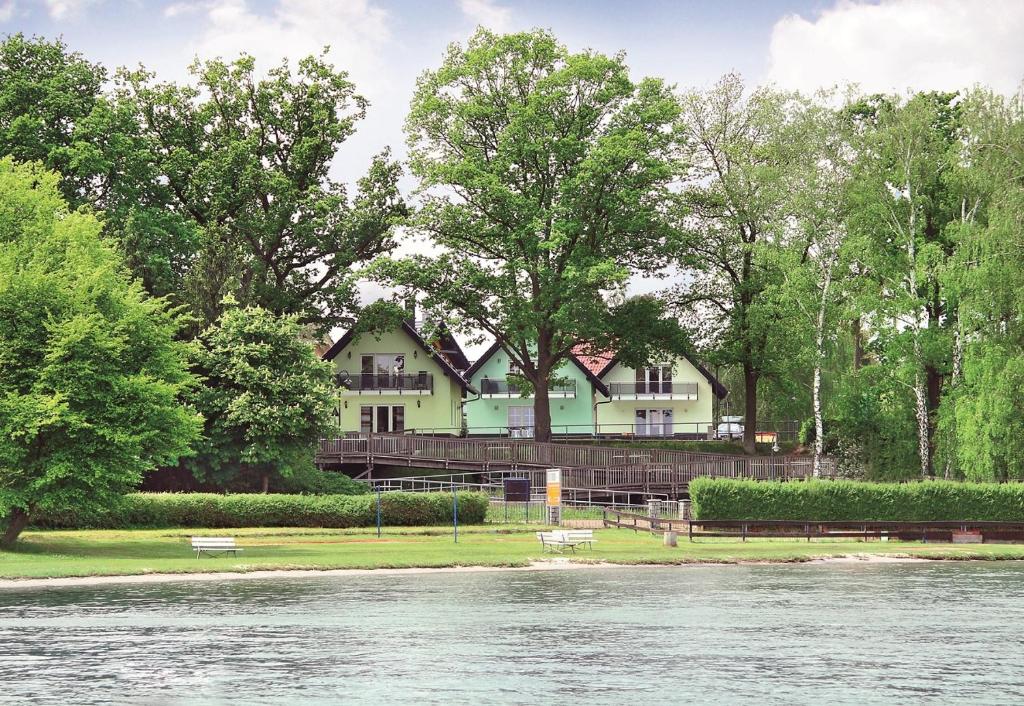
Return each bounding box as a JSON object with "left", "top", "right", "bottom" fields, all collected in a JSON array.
[{"left": 571, "top": 344, "right": 614, "bottom": 377}]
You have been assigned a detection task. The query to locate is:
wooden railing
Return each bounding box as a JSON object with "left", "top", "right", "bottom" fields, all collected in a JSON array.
[{"left": 317, "top": 433, "right": 833, "bottom": 481}]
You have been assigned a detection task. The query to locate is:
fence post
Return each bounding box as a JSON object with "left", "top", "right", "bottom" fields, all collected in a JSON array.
[
  {"left": 453, "top": 487, "right": 459, "bottom": 544},
  {"left": 376, "top": 487, "right": 382, "bottom": 539}
]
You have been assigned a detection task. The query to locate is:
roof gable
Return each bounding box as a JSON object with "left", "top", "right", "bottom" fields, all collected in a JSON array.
[
  {"left": 573, "top": 344, "right": 728, "bottom": 399},
  {"left": 321, "top": 320, "right": 476, "bottom": 393}
]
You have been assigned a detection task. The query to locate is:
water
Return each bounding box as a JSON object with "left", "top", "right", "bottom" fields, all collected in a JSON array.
[{"left": 2, "top": 562, "right": 1024, "bottom": 704}]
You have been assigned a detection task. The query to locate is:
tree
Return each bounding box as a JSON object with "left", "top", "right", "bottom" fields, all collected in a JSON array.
[
  {"left": 0, "top": 34, "right": 105, "bottom": 205},
  {"left": 671, "top": 75, "right": 808, "bottom": 454},
  {"left": 945, "top": 89, "right": 1023, "bottom": 480},
  {"left": 782, "top": 103, "right": 854, "bottom": 474},
  {"left": 115, "top": 53, "right": 407, "bottom": 332},
  {"left": 0, "top": 159, "right": 201, "bottom": 546},
  {"left": 376, "top": 29, "right": 684, "bottom": 442},
  {"left": 845, "top": 93, "right": 967, "bottom": 477},
  {"left": 187, "top": 303, "right": 335, "bottom": 493}
]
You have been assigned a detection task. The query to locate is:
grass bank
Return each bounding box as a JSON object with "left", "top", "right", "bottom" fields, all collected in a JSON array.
[{"left": 3, "top": 526, "right": 1024, "bottom": 581}]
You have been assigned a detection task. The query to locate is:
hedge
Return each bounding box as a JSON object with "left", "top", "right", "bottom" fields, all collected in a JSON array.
[
  {"left": 690, "top": 478, "right": 1024, "bottom": 521},
  {"left": 30, "top": 492, "right": 490, "bottom": 529}
]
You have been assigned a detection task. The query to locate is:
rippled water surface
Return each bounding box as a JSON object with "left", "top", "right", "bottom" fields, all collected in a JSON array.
[{"left": 3, "top": 562, "right": 1024, "bottom": 704}]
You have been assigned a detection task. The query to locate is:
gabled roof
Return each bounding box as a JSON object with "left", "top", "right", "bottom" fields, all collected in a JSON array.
[
  {"left": 572, "top": 344, "right": 728, "bottom": 399},
  {"left": 465, "top": 341, "right": 611, "bottom": 398},
  {"left": 321, "top": 320, "right": 477, "bottom": 393}
]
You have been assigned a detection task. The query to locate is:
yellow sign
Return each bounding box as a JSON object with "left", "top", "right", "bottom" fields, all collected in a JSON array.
[
  {"left": 546, "top": 482, "right": 562, "bottom": 506},
  {"left": 546, "top": 469, "right": 562, "bottom": 507}
]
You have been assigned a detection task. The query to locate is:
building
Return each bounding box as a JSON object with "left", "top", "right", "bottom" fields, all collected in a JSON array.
[
  {"left": 463, "top": 343, "right": 609, "bottom": 437},
  {"left": 321, "top": 319, "right": 475, "bottom": 435},
  {"left": 575, "top": 348, "right": 728, "bottom": 437}
]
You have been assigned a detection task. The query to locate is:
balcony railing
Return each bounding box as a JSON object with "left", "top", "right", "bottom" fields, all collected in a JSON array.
[
  {"left": 608, "top": 382, "right": 699, "bottom": 398},
  {"left": 341, "top": 373, "right": 434, "bottom": 394},
  {"left": 480, "top": 378, "right": 577, "bottom": 397}
]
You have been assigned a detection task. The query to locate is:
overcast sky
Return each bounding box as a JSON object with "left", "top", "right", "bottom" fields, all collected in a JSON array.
[{"left": 4, "top": 0, "right": 1023, "bottom": 353}]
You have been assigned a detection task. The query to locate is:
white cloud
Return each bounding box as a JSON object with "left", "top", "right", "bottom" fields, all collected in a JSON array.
[
  {"left": 43, "top": 0, "right": 99, "bottom": 20},
  {"left": 0, "top": 0, "right": 15, "bottom": 22},
  {"left": 459, "top": 0, "right": 510, "bottom": 32},
  {"left": 767, "top": 0, "right": 1024, "bottom": 95}
]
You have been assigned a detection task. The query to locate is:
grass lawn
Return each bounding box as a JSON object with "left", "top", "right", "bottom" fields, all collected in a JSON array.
[{"left": 3, "top": 526, "right": 1024, "bottom": 580}]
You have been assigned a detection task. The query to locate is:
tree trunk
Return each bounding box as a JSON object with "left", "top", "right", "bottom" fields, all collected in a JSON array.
[
  {"left": 742, "top": 363, "right": 758, "bottom": 455},
  {"left": 533, "top": 382, "right": 552, "bottom": 443},
  {"left": 851, "top": 317, "right": 864, "bottom": 371},
  {"left": 813, "top": 263, "right": 834, "bottom": 477},
  {"left": 1, "top": 508, "right": 30, "bottom": 549},
  {"left": 261, "top": 472, "right": 270, "bottom": 494}
]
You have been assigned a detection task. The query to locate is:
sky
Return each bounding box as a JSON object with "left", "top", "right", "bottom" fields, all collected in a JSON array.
[{"left": 3, "top": 0, "right": 1024, "bottom": 352}]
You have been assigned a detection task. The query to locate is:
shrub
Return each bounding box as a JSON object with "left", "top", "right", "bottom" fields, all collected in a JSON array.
[
  {"left": 690, "top": 478, "right": 1024, "bottom": 521},
  {"left": 30, "top": 491, "right": 490, "bottom": 529}
]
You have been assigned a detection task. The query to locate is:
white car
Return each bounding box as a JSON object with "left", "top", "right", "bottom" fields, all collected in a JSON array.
[{"left": 714, "top": 422, "right": 744, "bottom": 440}]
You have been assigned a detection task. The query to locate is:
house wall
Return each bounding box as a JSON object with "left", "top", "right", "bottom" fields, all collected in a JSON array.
[
  {"left": 465, "top": 349, "right": 595, "bottom": 434},
  {"left": 328, "top": 328, "right": 464, "bottom": 434},
  {"left": 595, "top": 357, "right": 716, "bottom": 436}
]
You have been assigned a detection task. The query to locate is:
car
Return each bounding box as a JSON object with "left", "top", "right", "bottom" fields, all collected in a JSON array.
[{"left": 714, "top": 422, "right": 744, "bottom": 440}]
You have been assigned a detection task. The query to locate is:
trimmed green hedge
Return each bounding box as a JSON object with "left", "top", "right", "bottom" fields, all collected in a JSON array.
[
  {"left": 690, "top": 478, "right": 1024, "bottom": 521},
  {"left": 31, "top": 492, "right": 489, "bottom": 529}
]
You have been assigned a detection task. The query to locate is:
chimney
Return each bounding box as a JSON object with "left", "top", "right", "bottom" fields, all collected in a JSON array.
[{"left": 404, "top": 295, "right": 417, "bottom": 327}]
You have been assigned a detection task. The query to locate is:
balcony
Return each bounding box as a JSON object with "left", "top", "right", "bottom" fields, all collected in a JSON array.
[
  {"left": 608, "top": 382, "right": 699, "bottom": 400},
  {"left": 480, "top": 378, "right": 577, "bottom": 398},
  {"left": 339, "top": 373, "right": 434, "bottom": 395}
]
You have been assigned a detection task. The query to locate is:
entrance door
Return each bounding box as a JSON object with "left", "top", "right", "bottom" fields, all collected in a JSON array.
[
  {"left": 360, "top": 405, "right": 405, "bottom": 433},
  {"left": 508, "top": 405, "right": 535, "bottom": 438},
  {"left": 635, "top": 408, "right": 673, "bottom": 436}
]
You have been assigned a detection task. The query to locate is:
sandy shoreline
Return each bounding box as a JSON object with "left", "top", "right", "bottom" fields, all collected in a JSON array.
[{"left": 0, "top": 554, "right": 933, "bottom": 589}]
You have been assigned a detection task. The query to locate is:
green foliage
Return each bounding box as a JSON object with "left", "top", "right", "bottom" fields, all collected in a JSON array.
[
  {"left": 377, "top": 28, "right": 684, "bottom": 440},
  {"left": 0, "top": 158, "right": 201, "bottom": 544},
  {"left": 31, "top": 492, "right": 489, "bottom": 529},
  {"left": 186, "top": 304, "right": 335, "bottom": 489},
  {"left": 114, "top": 52, "right": 407, "bottom": 331},
  {"left": 690, "top": 478, "right": 1024, "bottom": 521},
  {"left": 0, "top": 33, "right": 106, "bottom": 205}
]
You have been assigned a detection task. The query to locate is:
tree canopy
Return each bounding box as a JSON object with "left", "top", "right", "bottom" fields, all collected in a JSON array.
[{"left": 0, "top": 158, "right": 201, "bottom": 546}]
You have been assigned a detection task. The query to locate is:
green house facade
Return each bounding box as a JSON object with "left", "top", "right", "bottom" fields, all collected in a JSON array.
[
  {"left": 463, "top": 343, "right": 608, "bottom": 437},
  {"left": 321, "top": 320, "right": 474, "bottom": 435}
]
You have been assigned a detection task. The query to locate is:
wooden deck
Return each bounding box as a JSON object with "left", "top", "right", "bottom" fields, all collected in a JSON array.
[{"left": 316, "top": 433, "right": 830, "bottom": 492}]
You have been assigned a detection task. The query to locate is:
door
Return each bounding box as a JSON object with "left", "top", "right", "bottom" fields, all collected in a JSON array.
[
  {"left": 360, "top": 405, "right": 405, "bottom": 433},
  {"left": 636, "top": 365, "right": 673, "bottom": 394},
  {"left": 508, "top": 405, "right": 535, "bottom": 438},
  {"left": 635, "top": 408, "right": 673, "bottom": 436}
]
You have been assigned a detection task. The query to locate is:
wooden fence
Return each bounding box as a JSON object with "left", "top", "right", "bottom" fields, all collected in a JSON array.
[{"left": 317, "top": 433, "right": 834, "bottom": 488}]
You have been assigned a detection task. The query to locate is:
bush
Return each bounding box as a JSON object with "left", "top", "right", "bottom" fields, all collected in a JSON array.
[
  {"left": 690, "top": 478, "right": 1024, "bottom": 521},
  {"left": 30, "top": 492, "right": 490, "bottom": 529}
]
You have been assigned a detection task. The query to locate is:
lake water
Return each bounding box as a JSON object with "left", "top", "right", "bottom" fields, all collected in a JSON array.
[{"left": 2, "top": 562, "right": 1024, "bottom": 704}]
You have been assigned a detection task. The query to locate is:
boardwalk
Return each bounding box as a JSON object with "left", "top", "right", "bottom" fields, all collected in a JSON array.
[{"left": 317, "top": 433, "right": 831, "bottom": 493}]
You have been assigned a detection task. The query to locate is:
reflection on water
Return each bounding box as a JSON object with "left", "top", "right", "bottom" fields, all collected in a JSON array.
[{"left": 2, "top": 563, "right": 1024, "bottom": 704}]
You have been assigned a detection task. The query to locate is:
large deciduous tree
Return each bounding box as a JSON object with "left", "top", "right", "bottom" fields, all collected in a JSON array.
[
  {"left": 116, "top": 53, "right": 407, "bottom": 333},
  {"left": 671, "top": 74, "right": 807, "bottom": 454},
  {"left": 186, "top": 303, "right": 335, "bottom": 493},
  {"left": 376, "top": 29, "right": 684, "bottom": 442},
  {"left": 0, "top": 159, "right": 201, "bottom": 546}
]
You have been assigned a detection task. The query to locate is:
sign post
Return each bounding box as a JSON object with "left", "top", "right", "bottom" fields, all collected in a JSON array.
[{"left": 545, "top": 469, "right": 562, "bottom": 526}]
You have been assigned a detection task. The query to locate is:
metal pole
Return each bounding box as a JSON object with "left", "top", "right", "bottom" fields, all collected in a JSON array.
[
  {"left": 376, "top": 487, "right": 382, "bottom": 538},
  {"left": 453, "top": 487, "right": 459, "bottom": 543}
]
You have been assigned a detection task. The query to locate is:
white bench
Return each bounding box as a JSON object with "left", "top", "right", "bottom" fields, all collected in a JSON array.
[
  {"left": 191, "top": 537, "right": 242, "bottom": 558},
  {"left": 536, "top": 530, "right": 596, "bottom": 553}
]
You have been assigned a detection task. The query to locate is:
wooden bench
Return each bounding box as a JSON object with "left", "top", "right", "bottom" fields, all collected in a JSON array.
[
  {"left": 191, "top": 537, "right": 242, "bottom": 558},
  {"left": 536, "top": 530, "right": 596, "bottom": 553}
]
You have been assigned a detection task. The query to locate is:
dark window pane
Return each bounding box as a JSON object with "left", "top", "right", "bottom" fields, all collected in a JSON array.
[{"left": 360, "top": 406, "right": 372, "bottom": 433}]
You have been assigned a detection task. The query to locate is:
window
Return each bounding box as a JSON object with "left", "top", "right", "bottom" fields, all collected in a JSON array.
[
  {"left": 360, "top": 405, "right": 405, "bottom": 433},
  {"left": 508, "top": 405, "right": 534, "bottom": 438},
  {"left": 635, "top": 365, "right": 673, "bottom": 394},
  {"left": 635, "top": 408, "right": 673, "bottom": 436},
  {"left": 360, "top": 354, "right": 407, "bottom": 389}
]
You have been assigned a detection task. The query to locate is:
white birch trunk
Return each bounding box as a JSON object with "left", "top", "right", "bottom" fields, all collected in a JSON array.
[
  {"left": 905, "top": 179, "right": 931, "bottom": 478},
  {"left": 812, "top": 261, "right": 834, "bottom": 478}
]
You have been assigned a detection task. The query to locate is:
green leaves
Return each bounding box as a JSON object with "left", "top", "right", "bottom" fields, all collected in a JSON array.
[
  {"left": 186, "top": 305, "right": 335, "bottom": 488},
  {"left": 0, "top": 159, "right": 201, "bottom": 542}
]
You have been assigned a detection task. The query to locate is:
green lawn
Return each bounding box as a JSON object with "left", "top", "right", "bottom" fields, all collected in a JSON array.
[{"left": 3, "top": 526, "right": 1024, "bottom": 580}]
